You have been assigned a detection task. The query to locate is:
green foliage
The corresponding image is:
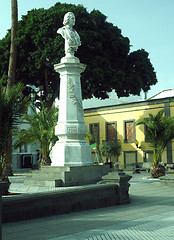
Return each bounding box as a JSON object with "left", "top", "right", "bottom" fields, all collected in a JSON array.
[
  {"left": 0, "top": 3, "right": 157, "bottom": 101},
  {"left": 0, "top": 78, "right": 30, "bottom": 177},
  {"left": 13, "top": 102, "right": 58, "bottom": 166},
  {"left": 125, "top": 49, "right": 157, "bottom": 95},
  {"left": 136, "top": 109, "right": 174, "bottom": 165},
  {"left": 85, "top": 131, "right": 93, "bottom": 143},
  {"left": 101, "top": 141, "right": 122, "bottom": 162},
  {"left": 89, "top": 124, "right": 103, "bottom": 163}
]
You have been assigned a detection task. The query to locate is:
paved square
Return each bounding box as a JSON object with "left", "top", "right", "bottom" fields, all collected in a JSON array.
[
  {"left": 2, "top": 172, "right": 174, "bottom": 240},
  {"left": 54, "top": 211, "right": 174, "bottom": 239}
]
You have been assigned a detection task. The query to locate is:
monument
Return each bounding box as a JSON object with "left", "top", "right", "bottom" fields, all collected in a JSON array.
[
  {"left": 51, "top": 12, "right": 92, "bottom": 166},
  {"left": 24, "top": 12, "right": 110, "bottom": 187}
]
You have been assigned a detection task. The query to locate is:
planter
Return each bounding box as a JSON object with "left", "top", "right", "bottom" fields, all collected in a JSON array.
[
  {"left": 105, "top": 162, "right": 113, "bottom": 168},
  {"left": 150, "top": 163, "right": 165, "bottom": 178},
  {"left": 0, "top": 178, "right": 11, "bottom": 195}
]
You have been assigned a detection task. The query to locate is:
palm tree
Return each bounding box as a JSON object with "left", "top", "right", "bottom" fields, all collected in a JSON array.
[
  {"left": 3, "top": 0, "right": 18, "bottom": 176},
  {"left": 13, "top": 102, "right": 58, "bottom": 166},
  {"left": 136, "top": 109, "right": 174, "bottom": 177},
  {"left": 0, "top": 78, "right": 30, "bottom": 178}
]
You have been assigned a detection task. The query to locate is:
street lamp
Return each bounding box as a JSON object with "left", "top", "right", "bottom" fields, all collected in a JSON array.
[
  {"left": 30, "top": 85, "right": 54, "bottom": 110},
  {"left": 30, "top": 89, "right": 36, "bottom": 102}
]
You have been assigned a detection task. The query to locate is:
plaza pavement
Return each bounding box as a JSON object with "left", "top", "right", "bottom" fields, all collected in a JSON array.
[{"left": 2, "top": 171, "right": 174, "bottom": 240}]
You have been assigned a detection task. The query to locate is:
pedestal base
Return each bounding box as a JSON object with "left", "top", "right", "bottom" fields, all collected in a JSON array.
[
  {"left": 24, "top": 165, "right": 110, "bottom": 187},
  {"left": 51, "top": 140, "right": 92, "bottom": 166},
  {"left": 53, "top": 59, "right": 92, "bottom": 166}
]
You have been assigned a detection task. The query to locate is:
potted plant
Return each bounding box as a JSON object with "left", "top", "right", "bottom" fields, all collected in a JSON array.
[{"left": 101, "top": 140, "right": 121, "bottom": 168}]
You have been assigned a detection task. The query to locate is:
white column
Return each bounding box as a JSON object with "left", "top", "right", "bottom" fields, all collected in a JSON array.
[{"left": 51, "top": 57, "right": 92, "bottom": 166}]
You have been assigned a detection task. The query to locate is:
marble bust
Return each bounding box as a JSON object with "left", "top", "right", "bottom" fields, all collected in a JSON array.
[{"left": 57, "top": 12, "right": 81, "bottom": 57}]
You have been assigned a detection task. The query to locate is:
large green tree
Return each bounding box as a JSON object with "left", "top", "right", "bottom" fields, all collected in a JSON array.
[{"left": 0, "top": 3, "right": 157, "bottom": 102}]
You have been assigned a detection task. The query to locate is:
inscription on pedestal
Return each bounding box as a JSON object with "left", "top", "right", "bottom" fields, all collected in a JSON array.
[
  {"left": 67, "top": 127, "right": 78, "bottom": 133},
  {"left": 57, "top": 125, "right": 87, "bottom": 135}
]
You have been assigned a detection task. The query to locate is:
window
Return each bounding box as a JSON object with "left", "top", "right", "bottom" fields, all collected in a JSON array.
[
  {"left": 106, "top": 122, "right": 117, "bottom": 142},
  {"left": 21, "top": 155, "right": 33, "bottom": 168},
  {"left": 19, "top": 144, "right": 28, "bottom": 153},
  {"left": 124, "top": 151, "right": 137, "bottom": 167},
  {"left": 144, "top": 151, "right": 153, "bottom": 162},
  {"left": 89, "top": 123, "right": 99, "bottom": 145},
  {"left": 124, "top": 120, "right": 135, "bottom": 142}
]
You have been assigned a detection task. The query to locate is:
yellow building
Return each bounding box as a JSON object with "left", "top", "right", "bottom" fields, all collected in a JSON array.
[{"left": 84, "top": 96, "right": 174, "bottom": 169}]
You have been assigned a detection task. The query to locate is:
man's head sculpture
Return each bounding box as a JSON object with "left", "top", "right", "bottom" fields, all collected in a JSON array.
[{"left": 57, "top": 12, "right": 81, "bottom": 56}]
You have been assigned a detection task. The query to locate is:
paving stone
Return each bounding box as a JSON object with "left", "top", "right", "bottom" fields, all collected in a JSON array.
[{"left": 54, "top": 211, "right": 174, "bottom": 240}]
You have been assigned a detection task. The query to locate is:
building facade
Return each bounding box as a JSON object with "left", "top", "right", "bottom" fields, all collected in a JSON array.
[
  {"left": 84, "top": 96, "right": 174, "bottom": 169},
  {"left": 12, "top": 107, "right": 39, "bottom": 172},
  {"left": 12, "top": 89, "right": 174, "bottom": 171}
]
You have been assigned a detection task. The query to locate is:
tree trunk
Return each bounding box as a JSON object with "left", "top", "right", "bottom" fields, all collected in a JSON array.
[
  {"left": 40, "top": 155, "right": 52, "bottom": 166},
  {"left": 4, "top": 136, "right": 13, "bottom": 176},
  {"left": 7, "top": 0, "right": 18, "bottom": 91},
  {"left": 153, "top": 148, "right": 162, "bottom": 165},
  {"left": 6, "top": 0, "right": 18, "bottom": 176}
]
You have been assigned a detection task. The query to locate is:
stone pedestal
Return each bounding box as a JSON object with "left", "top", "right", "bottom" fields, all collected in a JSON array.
[
  {"left": 24, "top": 165, "right": 110, "bottom": 187},
  {"left": 51, "top": 56, "right": 92, "bottom": 166}
]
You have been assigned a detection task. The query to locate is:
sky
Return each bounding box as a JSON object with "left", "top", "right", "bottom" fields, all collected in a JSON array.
[{"left": 1, "top": 0, "right": 174, "bottom": 98}]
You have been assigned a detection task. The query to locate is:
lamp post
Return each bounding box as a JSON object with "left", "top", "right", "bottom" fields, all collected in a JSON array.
[{"left": 30, "top": 85, "right": 54, "bottom": 111}]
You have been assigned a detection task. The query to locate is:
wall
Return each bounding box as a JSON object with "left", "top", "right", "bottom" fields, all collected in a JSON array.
[
  {"left": 84, "top": 97, "right": 174, "bottom": 168},
  {"left": 169, "top": 100, "right": 174, "bottom": 163},
  {"left": 3, "top": 183, "right": 120, "bottom": 223}
]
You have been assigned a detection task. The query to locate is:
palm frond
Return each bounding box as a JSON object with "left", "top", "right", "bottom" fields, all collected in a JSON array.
[
  {"left": 0, "top": 78, "right": 30, "bottom": 157},
  {"left": 13, "top": 101, "right": 58, "bottom": 165},
  {"left": 136, "top": 109, "right": 174, "bottom": 164}
]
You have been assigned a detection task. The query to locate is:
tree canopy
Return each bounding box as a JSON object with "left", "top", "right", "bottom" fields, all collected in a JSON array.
[
  {"left": 101, "top": 141, "right": 121, "bottom": 163},
  {"left": 0, "top": 2, "right": 157, "bottom": 101}
]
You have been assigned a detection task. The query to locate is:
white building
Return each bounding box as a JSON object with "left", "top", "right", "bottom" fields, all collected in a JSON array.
[
  {"left": 83, "top": 90, "right": 143, "bottom": 109},
  {"left": 148, "top": 88, "right": 174, "bottom": 100},
  {"left": 12, "top": 106, "right": 39, "bottom": 172}
]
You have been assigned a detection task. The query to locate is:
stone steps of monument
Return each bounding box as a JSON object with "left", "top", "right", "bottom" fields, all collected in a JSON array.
[
  {"left": 24, "top": 172, "right": 70, "bottom": 181},
  {"left": 30, "top": 168, "right": 70, "bottom": 175},
  {"left": 39, "top": 166, "right": 71, "bottom": 173},
  {"left": 24, "top": 178, "right": 63, "bottom": 187},
  {"left": 23, "top": 165, "right": 111, "bottom": 187}
]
